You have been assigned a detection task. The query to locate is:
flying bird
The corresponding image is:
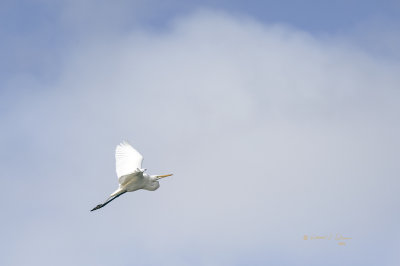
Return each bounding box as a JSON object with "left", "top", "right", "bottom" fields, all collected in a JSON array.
[{"left": 91, "top": 141, "right": 172, "bottom": 211}]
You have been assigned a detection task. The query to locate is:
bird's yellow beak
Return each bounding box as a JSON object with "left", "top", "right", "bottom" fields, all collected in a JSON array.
[{"left": 157, "top": 174, "right": 173, "bottom": 179}]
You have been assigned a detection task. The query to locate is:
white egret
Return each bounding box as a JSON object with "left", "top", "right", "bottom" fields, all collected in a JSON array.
[{"left": 91, "top": 141, "right": 172, "bottom": 211}]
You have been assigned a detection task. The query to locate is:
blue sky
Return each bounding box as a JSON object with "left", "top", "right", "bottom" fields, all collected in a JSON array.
[
  {"left": 2, "top": 0, "right": 400, "bottom": 82},
  {"left": 1, "top": 1, "right": 400, "bottom": 266}
]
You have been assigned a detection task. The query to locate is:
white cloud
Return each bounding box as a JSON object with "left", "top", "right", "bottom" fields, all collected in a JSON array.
[{"left": 2, "top": 10, "right": 399, "bottom": 266}]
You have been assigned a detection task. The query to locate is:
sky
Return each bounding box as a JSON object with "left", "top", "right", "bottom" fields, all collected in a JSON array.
[{"left": 1, "top": 1, "right": 400, "bottom": 265}]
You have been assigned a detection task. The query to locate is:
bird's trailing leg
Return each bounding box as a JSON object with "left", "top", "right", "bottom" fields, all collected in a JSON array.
[{"left": 90, "top": 190, "right": 127, "bottom": 212}]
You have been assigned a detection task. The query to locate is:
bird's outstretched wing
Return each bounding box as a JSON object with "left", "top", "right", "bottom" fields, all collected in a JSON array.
[{"left": 115, "top": 141, "right": 143, "bottom": 182}]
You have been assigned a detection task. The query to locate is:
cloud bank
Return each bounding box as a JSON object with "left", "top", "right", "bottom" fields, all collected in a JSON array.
[{"left": 1, "top": 10, "right": 400, "bottom": 266}]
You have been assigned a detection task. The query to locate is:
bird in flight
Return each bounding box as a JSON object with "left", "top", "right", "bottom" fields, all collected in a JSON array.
[{"left": 91, "top": 141, "right": 172, "bottom": 211}]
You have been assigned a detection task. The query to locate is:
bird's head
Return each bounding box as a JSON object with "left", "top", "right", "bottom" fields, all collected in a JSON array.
[
  {"left": 149, "top": 174, "right": 173, "bottom": 183},
  {"left": 145, "top": 173, "right": 173, "bottom": 191}
]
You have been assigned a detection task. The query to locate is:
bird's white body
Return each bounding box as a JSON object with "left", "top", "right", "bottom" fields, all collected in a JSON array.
[
  {"left": 91, "top": 141, "right": 172, "bottom": 211},
  {"left": 111, "top": 171, "right": 160, "bottom": 196}
]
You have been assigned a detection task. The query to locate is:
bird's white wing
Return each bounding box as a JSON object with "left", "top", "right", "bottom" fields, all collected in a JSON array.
[{"left": 115, "top": 141, "right": 143, "bottom": 180}]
